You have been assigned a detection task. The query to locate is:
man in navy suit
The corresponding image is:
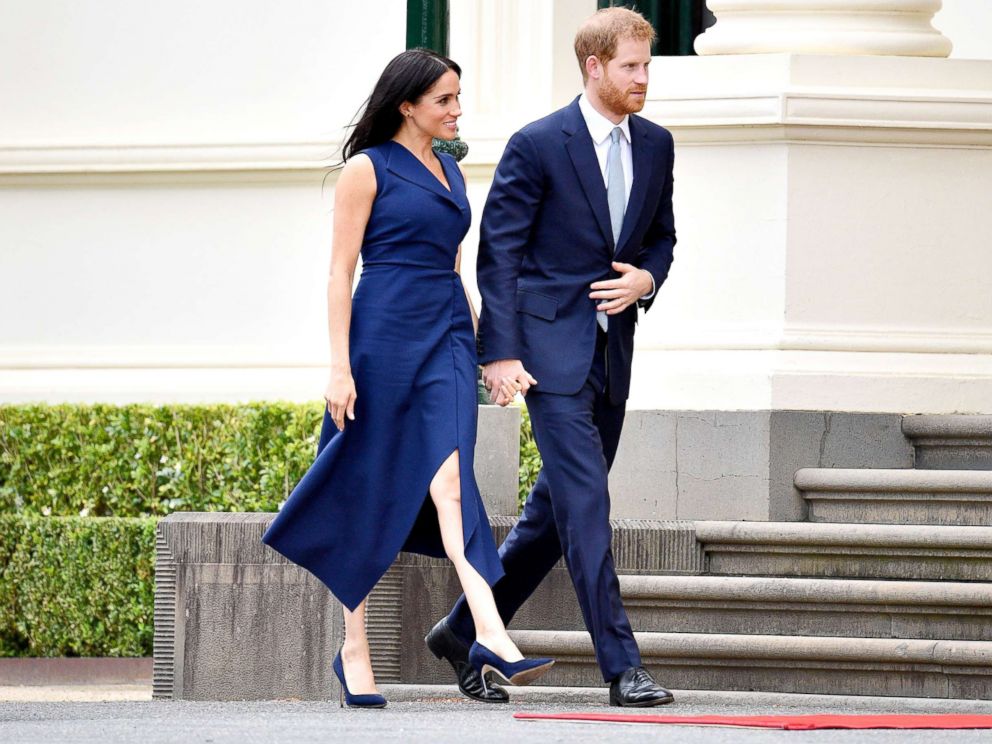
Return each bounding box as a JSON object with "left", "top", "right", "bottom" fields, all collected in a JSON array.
[{"left": 426, "top": 7, "right": 676, "bottom": 707}]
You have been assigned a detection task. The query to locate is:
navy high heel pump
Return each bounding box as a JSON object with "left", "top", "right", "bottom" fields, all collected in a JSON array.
[
  {"left": 468, "top": 641, "right": 555, "bottom": 689},
  {"left": 333, "top": 650, "right": 387, "bottom": 709}
]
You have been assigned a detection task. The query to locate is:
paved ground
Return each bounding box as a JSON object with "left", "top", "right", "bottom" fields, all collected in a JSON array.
[{"left": 3, "top": 685, "right": 992, "bottom": 744}]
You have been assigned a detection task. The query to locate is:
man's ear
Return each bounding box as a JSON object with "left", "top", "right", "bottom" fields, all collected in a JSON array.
[{"left": 585, "top": 55, "right": 602, "bottom": 81}]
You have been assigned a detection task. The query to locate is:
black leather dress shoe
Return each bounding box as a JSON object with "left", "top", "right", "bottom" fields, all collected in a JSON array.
[
  {"left": 425, "top": 618, "right": 509, "bottom": 703},
  {"left": 609, "top": 666, "right": 675, "bottom": 707}
]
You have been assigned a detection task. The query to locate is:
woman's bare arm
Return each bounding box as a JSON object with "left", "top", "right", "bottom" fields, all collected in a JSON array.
[
  {"left": 453, "top": 162, "right": 479, "bottom": 336},
  {"left": 454, "top": 244, "right": 479, "bottom": 336},
  {"left": 324, "top": 154, "right": 376, "bottom": 429}
]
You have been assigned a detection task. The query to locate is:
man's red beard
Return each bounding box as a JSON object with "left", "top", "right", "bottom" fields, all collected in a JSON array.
[{"left": 599, "top": 73, "right": 646, "bottom": 116}]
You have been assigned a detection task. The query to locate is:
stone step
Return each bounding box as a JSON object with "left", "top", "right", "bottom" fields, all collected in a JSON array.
[
  {"left": 795, "top": 467, "right": 992, "bottom": 525},
  {"left": 694, "top": 521, "right": 992, "bottom": 581},
  {"left": 903, "top": 415, "right": 992, "bottom": 471},
  {"left": 618, "top": 575, "right": 992, "bottom": 641},
  {"left": 511, "top": 629, "right": 992, "bottom": 699}
]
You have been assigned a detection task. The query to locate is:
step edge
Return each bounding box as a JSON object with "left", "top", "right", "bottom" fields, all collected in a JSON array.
[
  {"left": 795, "top": 468, "right": 992, "bottom": 492},
  {"left": 903, "top": 415, "right": 992, "bottom": 439},
  {"left": 618, "top": 575, "right": 992, "bottom": 605},
  {"left": 693, "top": 520, "right": 992, "bottom": 548},
  {"left": 511, "top": 630, "right": 992, "bottom": 665}
]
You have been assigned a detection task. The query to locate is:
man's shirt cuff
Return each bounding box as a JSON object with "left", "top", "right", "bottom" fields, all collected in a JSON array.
[{"left": 639, "top": 272, "right": 657, "bottom": 303}]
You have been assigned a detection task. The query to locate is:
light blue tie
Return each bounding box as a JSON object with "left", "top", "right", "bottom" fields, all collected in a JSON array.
[
  {"left": 598, "top": 127, "right": 626, "bottom": 332},
  {"left": 606, "top": 127, "right": 625, "bottom": 248}
]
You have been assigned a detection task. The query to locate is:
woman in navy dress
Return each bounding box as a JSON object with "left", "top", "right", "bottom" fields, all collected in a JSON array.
[{"left": 262, "top": 50, "right": 553, "bottom": 707}]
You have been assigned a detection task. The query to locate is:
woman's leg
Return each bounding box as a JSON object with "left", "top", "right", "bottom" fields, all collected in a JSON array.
[
  {"left": 430, "top": 450, "right": 522, "bottom": 662},
  {"left": 341, "top": 599, "right": 380, "bottom": 694}
]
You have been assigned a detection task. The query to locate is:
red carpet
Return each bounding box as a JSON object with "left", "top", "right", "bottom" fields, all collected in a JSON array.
[{"left": 513, "top": 712, "right": 992, "bottom": 730}]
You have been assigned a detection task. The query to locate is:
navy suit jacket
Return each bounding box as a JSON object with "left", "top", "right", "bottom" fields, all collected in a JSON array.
[{"left": 476, "top": 97, "right": 676, "bottom": 404}]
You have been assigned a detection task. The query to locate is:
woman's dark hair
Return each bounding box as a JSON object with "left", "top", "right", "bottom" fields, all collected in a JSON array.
[{"left": 342, "top": 48, "right": 461, "bottom": 161}]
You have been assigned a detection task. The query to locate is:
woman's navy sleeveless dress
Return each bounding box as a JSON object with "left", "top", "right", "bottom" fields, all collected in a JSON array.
[{"left": 262, "top": 140, "right": 504, "bottom": 611}]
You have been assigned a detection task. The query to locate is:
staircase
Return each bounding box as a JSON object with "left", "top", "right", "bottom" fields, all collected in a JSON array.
[{"left": 511, "top": 415, "right": 992, "bottom": 698}]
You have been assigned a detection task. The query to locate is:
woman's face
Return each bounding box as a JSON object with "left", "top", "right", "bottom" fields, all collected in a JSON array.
[{"left": 402, "top": 69, "right": 462, "bottom": 141}]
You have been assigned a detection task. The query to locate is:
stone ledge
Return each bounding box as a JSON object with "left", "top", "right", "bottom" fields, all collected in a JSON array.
[
  {"left": 392, "top": 517, "right": 704, "bottom": 574},
  {"left": 0, "top": 658, "right": 152, "bottom": 686},
  {"left": 620, "top": 574, "right": 992, "bottom": 607},
  {"left": 695, "top": 520, "right": 992, "bottom": 548},
  {"left": 154, "top": 513, "right": 342, "bottom": 701},
  {"left": 153, "top": 513, "right": 702, "bottom": 699},
  {"left": 511, "top": 630, "right": 992, "bottom": 698},
  {"left": 803, "top": 495, "right": 992, "bottom": 527},
  {"left": 796, "top": 468, "right": 992, "bottom": 492},
  {"left": 619, "top": 575, "right": 992, "bottom": 641},
  {"left": 903, "top": 415, "right": 992, "bottom": 439},
  {"left": 903, "top": 415, "right": 992, "bottom": 471},
  {"left": 514, "top": 630, "right": 992, "bottom": 666},
  {"left": 696, "top": 521, "right": 992, "bottom": 581},
  {"left": 609, "top": 410, "right": 912, "bottom": 522},
  {"left": 796, "top": 468, "right": 992, "bottom": 525}
]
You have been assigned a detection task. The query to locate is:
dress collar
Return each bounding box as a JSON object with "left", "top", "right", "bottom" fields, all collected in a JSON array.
[{"left": 384, "top": 140, "right": 466, "bottom": 212}]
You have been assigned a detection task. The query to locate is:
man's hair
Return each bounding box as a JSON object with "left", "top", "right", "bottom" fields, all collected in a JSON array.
[{"left": 574, "top": 7, "right": 656, "bottom": 84}]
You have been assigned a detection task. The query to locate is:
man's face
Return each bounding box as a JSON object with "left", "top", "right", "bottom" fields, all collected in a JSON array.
[{"left": 596, "top": 37, "right": 651, "bottom": 116}]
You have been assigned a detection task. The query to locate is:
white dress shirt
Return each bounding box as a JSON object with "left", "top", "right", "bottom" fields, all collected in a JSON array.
[
  {"left": 577, "top": 93, "right": 655, "bottom": 331},
  {"left": 578, "top": 93, "right": 632, "bottom": 206}
]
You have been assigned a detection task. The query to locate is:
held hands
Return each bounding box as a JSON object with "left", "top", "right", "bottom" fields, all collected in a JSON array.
[
  {"left": 482, "top": 359, "right": 537, "bottom": 407},
  {"left": 589, "top": 261, "right": 654, "bottom": 315},
  {"left": 324, "top": 365, "right": 357, "bottom": 431}
]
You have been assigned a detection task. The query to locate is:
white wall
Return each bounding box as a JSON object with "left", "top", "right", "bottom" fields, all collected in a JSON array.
[
  {"left": 0, "top": 0, "right": 403, "bottom": 144},
  {"left": 936, "top": 0, "right": 992, "bottom": 60},
  {"left": 0, "top": 1, "right": 405, "bottom": 403},
  {"left": 785, "top": 144, "right": 992, "bottom": 339}
]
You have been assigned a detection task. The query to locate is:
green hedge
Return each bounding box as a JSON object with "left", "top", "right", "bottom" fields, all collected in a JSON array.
[
  {"left": 0, "top": 403, "right": 323, "bottom": 517},
  {"left": 0, "top": 515, "right": 155, "bottom": 657},
  {"left": 0, "top": 403, "right": 542, "bottom": 657},
  {"left": 518, "top": 408, "right": 541, "bottom": 507},
  {"left": 1, "top": 402, "right": 541, "bottom": 517}
]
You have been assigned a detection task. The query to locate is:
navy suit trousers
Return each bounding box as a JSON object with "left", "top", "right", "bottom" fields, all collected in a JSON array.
[{"left": 448, "top": 334, "right": 641, "bottom": 681}]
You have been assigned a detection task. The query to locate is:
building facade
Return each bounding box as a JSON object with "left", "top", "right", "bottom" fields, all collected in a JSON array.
[{"left": 1, "top": 0, "right": 990, "bottom": 411}]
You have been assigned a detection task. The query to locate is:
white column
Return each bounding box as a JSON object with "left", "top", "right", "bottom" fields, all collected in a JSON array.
[
  {"left": 629, "top": 3, "right": 992, "bottom": 414},
  {"left": 449, "top": 0, "right": 594, "bottom": 163},
  {"left": 695, "top": 0, "right": 953, "bottom": 56}
]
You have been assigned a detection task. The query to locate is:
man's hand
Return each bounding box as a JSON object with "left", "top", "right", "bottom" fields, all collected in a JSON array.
[
  {"left": 482, "top": 359, "right": 538, "bottom": 406},
  {"left": 589, "top": 261, "right": 654, "bottom": 315}
]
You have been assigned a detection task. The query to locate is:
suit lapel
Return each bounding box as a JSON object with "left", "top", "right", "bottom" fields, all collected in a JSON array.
[
  {"left": 615, "top": 115, "right": 656, "bottom": 257},
  {"left": 385, "top": 141, "right": 465, "bottom": 211},
  {"left": 562, "top": 101, "right": 614, "bottom": 252}
]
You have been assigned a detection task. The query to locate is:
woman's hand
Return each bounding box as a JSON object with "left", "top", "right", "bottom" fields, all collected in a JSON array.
[
  {"left": 493, "top": 377, "right": 522, "bottom": 406},
  {"left": 482, "top": 359, "right": 536, "bottom": 406},
  {"left": 324, "top": 367, "right": 357, "bottom": 431}
]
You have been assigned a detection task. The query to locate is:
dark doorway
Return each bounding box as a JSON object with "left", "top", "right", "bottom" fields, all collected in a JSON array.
[{"left": 598, "top": 0, "right": 716, "bottom": 56}]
